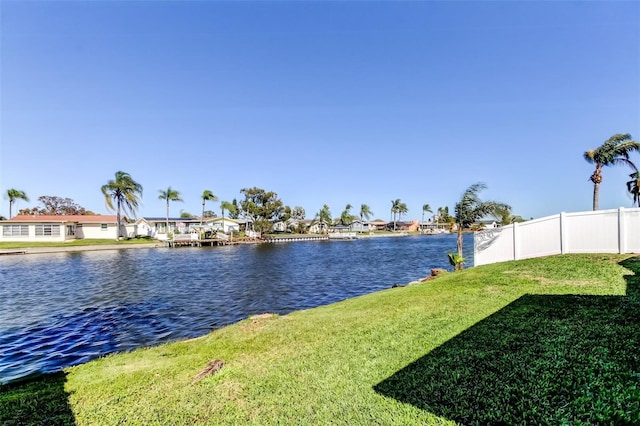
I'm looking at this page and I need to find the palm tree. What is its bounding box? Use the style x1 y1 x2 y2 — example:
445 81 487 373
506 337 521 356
201 190 218 225
314 204 332 233
494 205 525 225
340 204 353 226
390 199 401 231
220 200 236 230
101 171 143 240
397 202 408 222
454 183 510 269
359 204 373 222
421 204 432 234
627 171 640 207
5 189 29 219
584 133 640 210
158 187 183 235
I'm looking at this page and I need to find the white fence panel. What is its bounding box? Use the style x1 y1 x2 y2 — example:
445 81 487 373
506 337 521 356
516 215 562 259
474 226 515 266
624 208 640 252
564 209 619 253
474 207 640 266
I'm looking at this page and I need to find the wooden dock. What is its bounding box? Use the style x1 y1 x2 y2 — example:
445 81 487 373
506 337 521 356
166 237 260 248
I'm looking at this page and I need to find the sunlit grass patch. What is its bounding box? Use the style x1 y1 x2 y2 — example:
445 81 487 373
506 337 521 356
2 253 638 425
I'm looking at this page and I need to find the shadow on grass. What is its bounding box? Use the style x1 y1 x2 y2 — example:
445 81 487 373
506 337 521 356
0 372 75 425
375 257 640 425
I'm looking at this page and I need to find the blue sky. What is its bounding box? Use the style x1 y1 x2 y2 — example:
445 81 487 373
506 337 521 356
1 0 639 222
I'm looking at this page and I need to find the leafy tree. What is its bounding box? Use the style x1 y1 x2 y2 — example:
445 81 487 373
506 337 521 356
421 204 432 233
437 206 451 224
101 171 143 240
180 210 194 218
291 206 306 220
494 205 526 225
158 187 183 234
584 133 640 210
34 196 87 215
453 183 510 269
359 204 373 222
627 171 640 207
229 199 240 219
5 189 29 218
238 187 284 236
201 190 218 225
340 204 354 226
203 210 217 218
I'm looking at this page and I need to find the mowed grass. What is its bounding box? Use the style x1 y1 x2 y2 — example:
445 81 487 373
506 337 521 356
2 254 639 425
0 237 158 249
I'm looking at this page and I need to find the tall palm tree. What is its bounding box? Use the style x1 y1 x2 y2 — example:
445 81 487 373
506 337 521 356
158 187 183 234
5 189 29 219
421 203 432 234
101 171 143 240
359 204 373 222
584 133 640 210
390 199 401 231
201 190 218 225
627 171 640 207
454 183 510 269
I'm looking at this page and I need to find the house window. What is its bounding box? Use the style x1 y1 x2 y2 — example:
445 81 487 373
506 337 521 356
3 225 28 237
66 225 75 236
35 224 61 237
101 224 108 230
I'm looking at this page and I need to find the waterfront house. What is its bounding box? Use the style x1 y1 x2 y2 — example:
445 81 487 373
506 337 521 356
369 220 390 231
305 219 328 234
394 220 420 232
1 215 121 242
138 217 203 239
203 217 240 234
348 219 371 232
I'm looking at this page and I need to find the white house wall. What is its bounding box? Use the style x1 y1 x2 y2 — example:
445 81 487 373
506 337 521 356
1 223 68 242
76 223 119 239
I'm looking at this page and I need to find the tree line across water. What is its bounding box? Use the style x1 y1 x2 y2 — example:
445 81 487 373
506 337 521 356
3 133 638 269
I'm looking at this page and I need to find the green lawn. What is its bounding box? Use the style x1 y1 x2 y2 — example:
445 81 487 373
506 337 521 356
0 237 158 249
2 254 639 425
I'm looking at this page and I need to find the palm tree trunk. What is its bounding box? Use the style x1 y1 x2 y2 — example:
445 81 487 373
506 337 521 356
116 199 122 241
457 226 463 261
166 201 170 236
201 201 205 226
592 164 602 211
8 201 12 219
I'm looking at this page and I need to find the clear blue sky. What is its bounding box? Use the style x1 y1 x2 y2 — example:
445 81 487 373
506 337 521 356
1 0 639 221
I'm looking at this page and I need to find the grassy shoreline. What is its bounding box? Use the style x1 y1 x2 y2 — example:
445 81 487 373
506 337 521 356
2 254 640 424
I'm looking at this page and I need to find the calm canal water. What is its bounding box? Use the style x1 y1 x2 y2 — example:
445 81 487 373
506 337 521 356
0 233 472 384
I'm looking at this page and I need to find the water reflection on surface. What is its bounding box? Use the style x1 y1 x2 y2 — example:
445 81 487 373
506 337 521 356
0 234 472 383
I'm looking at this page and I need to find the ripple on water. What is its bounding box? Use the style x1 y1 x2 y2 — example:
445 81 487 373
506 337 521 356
0 234 472 383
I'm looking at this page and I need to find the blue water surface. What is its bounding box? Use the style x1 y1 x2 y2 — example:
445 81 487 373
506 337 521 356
0 233 472 383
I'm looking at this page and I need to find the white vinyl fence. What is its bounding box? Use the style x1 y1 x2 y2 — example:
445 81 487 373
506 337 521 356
474 207 640 266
